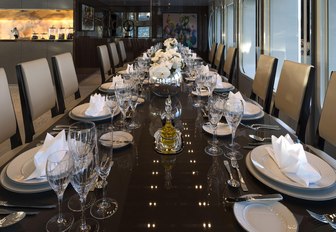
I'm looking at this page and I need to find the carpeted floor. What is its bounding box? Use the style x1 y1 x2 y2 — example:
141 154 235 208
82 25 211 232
0 69 102 155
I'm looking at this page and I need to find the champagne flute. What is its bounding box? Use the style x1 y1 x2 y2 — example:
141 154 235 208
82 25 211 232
46 150 74 232
223 98 244 160
115 82 131 131
90 124 118 219
68 121 99 232
204 96 224 156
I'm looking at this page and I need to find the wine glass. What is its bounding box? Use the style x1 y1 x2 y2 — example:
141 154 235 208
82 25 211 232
90 124 118 219
223 98 244 160
204 73 217 97
46 150 74 232
193 73 206 108
68 121 99 232
128 82 141 129
204 96 224 156
115 82 131 130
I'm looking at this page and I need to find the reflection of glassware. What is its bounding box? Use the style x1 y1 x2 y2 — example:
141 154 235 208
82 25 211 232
205 96 224 156
68 121 99 232
161 155 176 189
207 157 226 206
223 98 244 160
90 124 118 219
46 150 74 232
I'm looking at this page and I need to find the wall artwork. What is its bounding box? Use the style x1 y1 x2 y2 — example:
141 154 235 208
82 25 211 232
163 13 197 48
81 4 94 31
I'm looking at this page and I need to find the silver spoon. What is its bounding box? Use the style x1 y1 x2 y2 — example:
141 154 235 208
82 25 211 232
249 134 272 142
223 160 240 188
0 211 26 228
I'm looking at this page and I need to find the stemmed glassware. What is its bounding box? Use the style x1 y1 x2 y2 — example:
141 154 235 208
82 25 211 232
223 98 244 160
204 96 224 156
46 150 74 232
204 73 217 97
128 81 141 129
193 73 206 107
115 82 131 130
68 121 99 232
90 124 118 219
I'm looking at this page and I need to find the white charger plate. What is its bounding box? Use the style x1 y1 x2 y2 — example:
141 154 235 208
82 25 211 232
214 82 235 92
191 90 210 97
250 145 336 190
202 122 231 136
1 164 51 194
6 146 47 186
70 103 120 121
244 102 262 117
99 82 115 93
100 131 133 149
246 153 336 201
233 194 297 232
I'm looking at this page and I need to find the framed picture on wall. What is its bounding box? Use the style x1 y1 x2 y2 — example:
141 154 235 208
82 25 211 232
81 4 95 31
162 13 197 48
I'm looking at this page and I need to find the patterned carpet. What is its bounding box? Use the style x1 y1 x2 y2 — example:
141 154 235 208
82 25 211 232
0 70 101 156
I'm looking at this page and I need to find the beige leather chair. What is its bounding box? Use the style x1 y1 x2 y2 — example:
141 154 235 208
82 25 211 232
212 43 225 74
0 68 22 149
51 52 81 114
223 47 237 84
16 58 58 143
97 45 113 83
108 42 125 74
317 71 336 149
250 55 278 114
208 43 217 67
272 60 314 142
117 40 128 65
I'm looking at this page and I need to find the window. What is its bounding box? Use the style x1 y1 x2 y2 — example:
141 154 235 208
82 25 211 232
138 27 150 38
239 0 256 78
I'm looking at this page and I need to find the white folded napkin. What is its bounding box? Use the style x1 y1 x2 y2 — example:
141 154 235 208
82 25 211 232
126 64 134 74
109 75 123 89
26 130 68 180
85 93 109 116
215 75 223 88
228 91 246 112
265 134 321 187
142 53 148 59
199 64 209 76
192 53 197 59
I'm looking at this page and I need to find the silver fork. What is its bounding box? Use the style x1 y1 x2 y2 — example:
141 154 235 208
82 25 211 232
306 209 328 223
306 209 336 228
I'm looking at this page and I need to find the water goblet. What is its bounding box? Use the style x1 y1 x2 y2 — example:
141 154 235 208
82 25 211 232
68 121 99 232
46 150 74 232
204 73 217 97
193 74 206 108
204 97 224 156
223 98 244 160
128 82 141 129
90 124 118 219
115 82 131 130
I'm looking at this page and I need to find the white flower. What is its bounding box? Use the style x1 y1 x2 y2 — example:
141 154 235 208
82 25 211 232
149 64 171 79
164 38 178 48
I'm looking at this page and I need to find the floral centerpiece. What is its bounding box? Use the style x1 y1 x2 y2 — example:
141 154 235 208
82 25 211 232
149 38 185 96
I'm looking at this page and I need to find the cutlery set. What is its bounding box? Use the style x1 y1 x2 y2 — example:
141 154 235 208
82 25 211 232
240 122 280 131
307 209 336 229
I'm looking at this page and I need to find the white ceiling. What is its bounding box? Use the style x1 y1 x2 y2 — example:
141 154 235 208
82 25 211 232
98 0 211 7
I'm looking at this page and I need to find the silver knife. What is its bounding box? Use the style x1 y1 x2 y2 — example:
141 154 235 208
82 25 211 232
0 201 56 209
0 209 39 215
225 194 283 203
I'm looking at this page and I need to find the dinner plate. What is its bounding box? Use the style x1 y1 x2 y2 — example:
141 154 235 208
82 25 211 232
6 146 47 186
242 110 265 121
98 82 115 93
214 82 235 92
202 122 231 136
246 153 336 201
100 131 133 149
1 164 51 194
117 70 128 75
191 90 210 97
233 194 297 232
250 145 336 190
69 103 120 121
244 102 262 117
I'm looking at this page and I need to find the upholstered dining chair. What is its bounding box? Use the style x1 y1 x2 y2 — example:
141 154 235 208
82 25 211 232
16 58 59 143
97 45 113 83
117 40 128 65
250 55 278 114
107 42 125 74
0 68 22 149
51 52 81 114
272 60 314 143
212 43 225 74
223 47 237 84
208 43 217 67
316 71 336 149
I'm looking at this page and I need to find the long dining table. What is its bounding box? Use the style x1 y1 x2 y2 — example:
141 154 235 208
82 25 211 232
0 77 335 232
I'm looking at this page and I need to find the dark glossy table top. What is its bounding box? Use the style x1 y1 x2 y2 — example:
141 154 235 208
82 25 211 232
1 84 335 232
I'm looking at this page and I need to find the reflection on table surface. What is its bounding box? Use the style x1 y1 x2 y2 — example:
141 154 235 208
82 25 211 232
0 83 335 232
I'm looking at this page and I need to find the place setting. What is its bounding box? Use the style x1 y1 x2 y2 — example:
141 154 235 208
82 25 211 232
98 74 123 93
69 93 120 121
245 134 336 201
